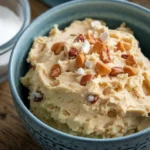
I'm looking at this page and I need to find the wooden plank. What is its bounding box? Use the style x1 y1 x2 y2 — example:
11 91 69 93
130 0 150 8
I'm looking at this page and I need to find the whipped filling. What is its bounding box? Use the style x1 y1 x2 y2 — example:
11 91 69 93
21 18 150 138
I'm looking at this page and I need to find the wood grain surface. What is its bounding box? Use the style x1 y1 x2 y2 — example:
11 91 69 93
130 0 150 8
0 0 149 150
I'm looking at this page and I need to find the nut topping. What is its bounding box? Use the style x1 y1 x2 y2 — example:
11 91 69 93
121 54 129 59
100 31 109 43
75 34 85 42
117 41 125 52
69 48 78 59
85 60 93 69
95 62 111 76
85 32 96 44
50 64 61 79
81 40 91 54
75 52 86 68
77 68 85 75
51 42 65 55
80 74 92 86
91 41 107 54
31 91 43 102
117 41 131 52
100 50 111 63
87 94 99 104
110 67 124 76
123 66 137 77
126 55 138 67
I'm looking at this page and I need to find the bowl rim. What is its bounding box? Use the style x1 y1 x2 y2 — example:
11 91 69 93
0 0 30 55
9 0 150 142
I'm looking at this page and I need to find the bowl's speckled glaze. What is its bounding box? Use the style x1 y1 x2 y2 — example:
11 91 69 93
9 0 150 150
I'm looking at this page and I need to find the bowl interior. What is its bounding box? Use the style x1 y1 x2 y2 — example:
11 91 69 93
10 0 150 131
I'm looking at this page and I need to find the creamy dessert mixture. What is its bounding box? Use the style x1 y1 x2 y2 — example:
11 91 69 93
21 18 150 138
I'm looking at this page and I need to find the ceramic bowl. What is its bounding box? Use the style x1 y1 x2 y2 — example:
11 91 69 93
41 0 128 6
41 0 70 6
9 0 150 150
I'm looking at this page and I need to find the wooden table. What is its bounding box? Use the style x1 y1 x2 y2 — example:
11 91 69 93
0 0 149 150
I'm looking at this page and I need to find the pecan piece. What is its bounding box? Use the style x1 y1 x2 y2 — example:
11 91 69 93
91 41 107 54
121 54 129 59
100 50 111 63
110 67 124 76
51 42 65 55
126 55 138 67
85 32 96 44
123 66 137 77
80 74 92 86
31 91 43 102
95 62 111 76
69 48 78 59
75 34 85 42
87 94 99 104
75 52 86 68
50 64 61 79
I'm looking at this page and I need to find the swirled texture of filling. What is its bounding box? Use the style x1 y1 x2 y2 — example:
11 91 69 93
21 18 150 138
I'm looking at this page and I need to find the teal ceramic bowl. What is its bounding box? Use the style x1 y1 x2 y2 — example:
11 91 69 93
41 0 128 6
41 0 70 6
9 0 150 150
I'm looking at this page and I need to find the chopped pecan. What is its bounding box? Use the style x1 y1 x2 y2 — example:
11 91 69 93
126 55 138 67
87 94 99 104
123 66 137 77
91 41 107 54
74 34 85 42
100 50 111 63
117 41 131 52
51 42 65 55
50 64 61 79
121 54 129 59
95 62 111 76
110 67 124 76
80 74 92 86
69 48 78 59
75 52 86 68
85 32 96 44
31 91 43 102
